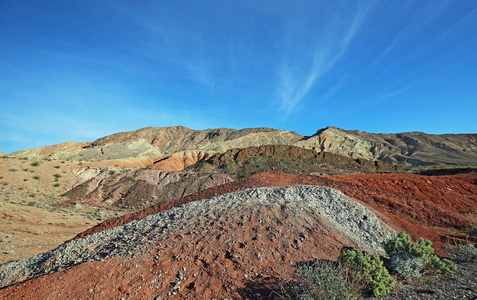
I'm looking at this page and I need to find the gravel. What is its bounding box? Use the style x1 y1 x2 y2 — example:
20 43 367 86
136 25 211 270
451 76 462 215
0 185 395 289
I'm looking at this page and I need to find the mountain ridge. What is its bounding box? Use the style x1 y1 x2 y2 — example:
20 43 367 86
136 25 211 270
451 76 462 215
7 125 477 166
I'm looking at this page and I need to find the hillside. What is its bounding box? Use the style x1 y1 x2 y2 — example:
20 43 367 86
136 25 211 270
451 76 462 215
187 144 398 178
0 185 395 297
7 126 477 167
1 172 476 299
298 126 477 166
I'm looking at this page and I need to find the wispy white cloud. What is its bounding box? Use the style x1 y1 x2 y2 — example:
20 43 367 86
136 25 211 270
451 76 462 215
363 84 413 106
114 5 218 90
278 3 371 115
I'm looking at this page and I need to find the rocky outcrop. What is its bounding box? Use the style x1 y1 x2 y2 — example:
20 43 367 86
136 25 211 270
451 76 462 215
90 126 302 154
296 126 477 166
152 150 215 171
65 167 234 209
202 144 396 173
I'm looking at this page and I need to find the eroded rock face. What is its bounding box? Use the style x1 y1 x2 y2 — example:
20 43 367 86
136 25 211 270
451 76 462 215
152 150 215 171
8 125 477 167
296 126 477 166
66 167 234 209
200 144 396 173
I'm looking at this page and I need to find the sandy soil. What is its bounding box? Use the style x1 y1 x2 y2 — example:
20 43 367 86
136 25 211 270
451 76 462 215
0 157 102 264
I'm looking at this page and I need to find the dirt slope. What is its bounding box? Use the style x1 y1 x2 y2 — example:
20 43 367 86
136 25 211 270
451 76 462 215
65 167 234 209
74 172 477 254
0 185 394 299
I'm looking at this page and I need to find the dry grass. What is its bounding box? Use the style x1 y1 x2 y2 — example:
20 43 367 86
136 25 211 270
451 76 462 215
275 260 364 300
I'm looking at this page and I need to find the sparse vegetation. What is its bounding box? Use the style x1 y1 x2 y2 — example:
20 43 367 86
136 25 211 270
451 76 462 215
53 183 60 187
30 162 40 167
54 165 61 169
338 248 393 296
8 168 18 172
32 176 40 180
281 260 361 300
384 232 457 277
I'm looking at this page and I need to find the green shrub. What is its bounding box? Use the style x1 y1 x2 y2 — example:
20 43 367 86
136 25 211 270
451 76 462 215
339 248 393 296
390 251 424 278
384 232 456 276
30 162 40 167
109 170 116 175
429 255 457 274
384 232 433 260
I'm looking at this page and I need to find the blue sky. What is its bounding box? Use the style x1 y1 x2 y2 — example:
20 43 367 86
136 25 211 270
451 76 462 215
1 1 477 153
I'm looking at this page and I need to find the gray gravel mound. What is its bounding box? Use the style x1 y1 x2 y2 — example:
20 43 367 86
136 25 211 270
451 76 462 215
0 185 394 288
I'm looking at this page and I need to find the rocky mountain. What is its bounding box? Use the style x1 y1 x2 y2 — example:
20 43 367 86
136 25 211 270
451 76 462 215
7 125 477 167
298 126 477 166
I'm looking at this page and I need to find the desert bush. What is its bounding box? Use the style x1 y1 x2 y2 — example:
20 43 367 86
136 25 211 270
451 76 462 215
8 168 17 172
282 260 361 300
390 251 424 278
384 232 456 276
30 162 39 166
33 176 40 180
384 232 433 260
428 254 457 273
338 248 393 296
109 170 116 175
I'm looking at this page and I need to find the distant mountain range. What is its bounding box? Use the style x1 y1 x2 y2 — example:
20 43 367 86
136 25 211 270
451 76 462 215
8 126 477 167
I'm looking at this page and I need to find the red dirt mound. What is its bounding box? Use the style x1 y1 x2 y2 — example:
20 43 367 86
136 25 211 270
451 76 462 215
0 186 363 299
72 172 477 255
326 173 477 213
